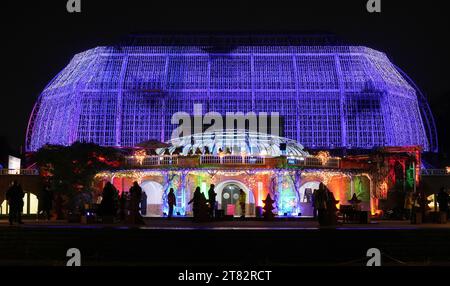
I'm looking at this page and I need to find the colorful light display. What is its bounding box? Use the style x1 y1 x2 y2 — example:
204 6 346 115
94 167 373 217
26 37 437 152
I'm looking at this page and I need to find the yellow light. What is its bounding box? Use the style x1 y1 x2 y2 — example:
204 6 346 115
316 151 331 165
201 182 207 194
257 181 263 206
427 194 436 211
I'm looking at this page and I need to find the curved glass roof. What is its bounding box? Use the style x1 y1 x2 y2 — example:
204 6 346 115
159 130 309 157
26 42 437 152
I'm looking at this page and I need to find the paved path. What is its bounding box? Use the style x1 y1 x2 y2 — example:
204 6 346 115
1 218 450 266
1 218 449 230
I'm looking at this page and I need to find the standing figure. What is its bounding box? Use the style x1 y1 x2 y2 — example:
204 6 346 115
207 184 217 218
54 193 64 220
129 181 145 224
437 187 449 215
404 192 414 220
37 185 53 221
140 191 148 216
326 188 339 225
238 189 246 218
188 187 202 220
312 188 318 218
6 180 24 225
119 191 128 221
100 182 117 217
314 183 328 226
167 188 176 219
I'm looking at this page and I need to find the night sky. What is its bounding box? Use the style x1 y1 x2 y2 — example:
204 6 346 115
2 0 449 160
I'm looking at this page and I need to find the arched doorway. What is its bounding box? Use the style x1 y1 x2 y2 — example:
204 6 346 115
215 180 255 216
298 181 321 217
141 181 164 217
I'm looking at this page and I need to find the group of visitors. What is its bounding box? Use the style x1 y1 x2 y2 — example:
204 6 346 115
312 182 339 226
186 184 218 221
6 175 447 226
402 187 449 220
168 184 247 221
5 180 53 225
5 180 24 225
99 181 145 224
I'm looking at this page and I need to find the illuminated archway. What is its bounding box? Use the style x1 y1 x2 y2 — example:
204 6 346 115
140 180 164 217
299 181 321 203
215 180 255 216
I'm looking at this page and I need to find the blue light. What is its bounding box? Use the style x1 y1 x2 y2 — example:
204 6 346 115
26 39 437 152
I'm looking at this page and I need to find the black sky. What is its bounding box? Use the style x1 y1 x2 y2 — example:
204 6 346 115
1 0 449 157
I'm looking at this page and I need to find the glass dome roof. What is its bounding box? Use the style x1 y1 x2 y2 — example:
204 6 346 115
158 130 309 157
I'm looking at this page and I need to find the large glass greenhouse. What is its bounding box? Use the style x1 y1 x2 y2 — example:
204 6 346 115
26 35 437 152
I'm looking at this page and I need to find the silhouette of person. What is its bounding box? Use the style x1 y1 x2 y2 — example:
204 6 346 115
404 191 414 220
437 187 449 213
188 186 202 220
119 191 128 221
314 183 328 225
304 188 313 203
167 188 176 219
348 193 362 211
208 184 217 218
199 192 208 220
312 188 318 218
238 189 246 218
54 192 64 220
37 185 53 221
129 181 144 224
326 188 339 225
100 182 117 217
6 180 24 225
140 191 147 216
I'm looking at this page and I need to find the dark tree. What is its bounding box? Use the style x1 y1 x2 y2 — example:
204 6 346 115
33 142 124 215
262 194 275 220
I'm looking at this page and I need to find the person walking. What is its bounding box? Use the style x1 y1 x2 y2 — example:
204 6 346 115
167 188 176 219
188 186 203 220
6 180 25 225
238 189 246 219
207 184 217 219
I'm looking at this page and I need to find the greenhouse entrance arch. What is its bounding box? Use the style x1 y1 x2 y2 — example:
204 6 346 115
298 181 322 217
215 180 255 216
141 181 164 217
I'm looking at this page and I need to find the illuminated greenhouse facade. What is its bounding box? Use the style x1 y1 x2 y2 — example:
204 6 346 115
26 38 437 153
25 36 434 217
